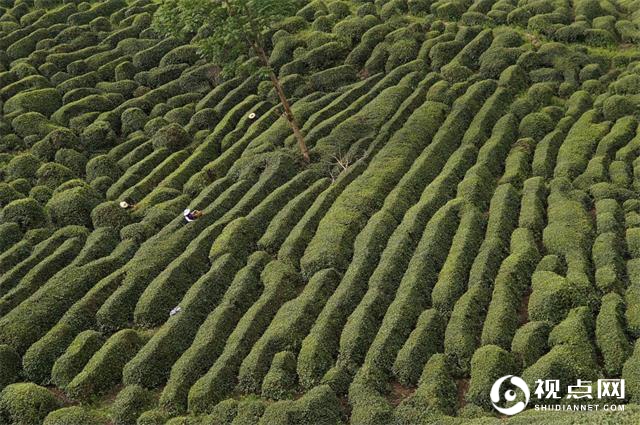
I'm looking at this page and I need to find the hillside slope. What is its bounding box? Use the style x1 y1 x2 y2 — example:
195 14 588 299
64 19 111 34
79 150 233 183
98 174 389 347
2 0 640 423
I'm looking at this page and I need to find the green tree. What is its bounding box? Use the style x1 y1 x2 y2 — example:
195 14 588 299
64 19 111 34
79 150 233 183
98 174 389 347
154 0 311 162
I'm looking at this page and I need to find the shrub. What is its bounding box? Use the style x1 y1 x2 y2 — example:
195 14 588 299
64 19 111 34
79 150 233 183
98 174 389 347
46 186 101 228
395 354 457 418
159 252 270 413
466 345 519 409
0 197 47 231
42 406 110 425
0 223 22 253
150 123 191 151
261 351 297 400
259 385 340 425
623 339 640 402
86 154 121 182
394 308 445 386
596 293 632 376
51 330 105 388
3 88 62 117
300 100 449 277
602 94 635 121
52 94 120 126
519 112 554 141
237 266 331 394
36 162 75 189
91 201 133 230
54 149 86 176
0 345 20 390
0 183 22 206
66 329 145 401
310 65 358 91
132 37 182 70
5 153 41 181
81 120 116 152
0 383 61 425
111 385 154 425
511 321 551 368
124 255 243 389
115 61 136 81
121 107 147 135
136 409 169 425
10 179 31 196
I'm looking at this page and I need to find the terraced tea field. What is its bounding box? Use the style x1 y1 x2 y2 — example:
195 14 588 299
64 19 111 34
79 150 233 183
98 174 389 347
2 0 640 423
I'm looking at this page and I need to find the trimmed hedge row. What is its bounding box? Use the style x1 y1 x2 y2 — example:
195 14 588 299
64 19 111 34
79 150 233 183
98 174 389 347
159 252 271 413
554 110 611 180
444 184 521 374
279 70 432 271
523 307 600 395
297 144 472 389
133 155 297 328
0 236 84 317
0 226 85 297
300 99 448 276
237 268 337 393
122 254 241 389
0 383 61 425
431 205 485 314
481 227 541 349
188 260 301 413
596 292 632 377
0 240 135 362
395 354 457 420
95 180 250 332
50 330 105 389
21 269 126 386
66 329 145 401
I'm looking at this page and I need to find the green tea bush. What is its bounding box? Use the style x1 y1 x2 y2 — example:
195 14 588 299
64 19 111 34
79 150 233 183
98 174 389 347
54 149 86 176
123 254 242 388
395 354 457 419
81 120 116 152
46 186 100 228
519 111 555 141
0 383 61 425
42 406 110 425
261 351 297 400
0 223 22 253
466 345 519 409
51 330 104 388
111 385 154 425
393 308 445 386
0 197 47 230
511 321 551 368
0 183 23 206
0 345 20 391
3 87 62 116
596 292 632 376
150 123 191 151
159 252 270 412
623 339 640 402
36 162 75 189
9 179 31 196
66 329 145 401
90 201 133 230
5 153 41 181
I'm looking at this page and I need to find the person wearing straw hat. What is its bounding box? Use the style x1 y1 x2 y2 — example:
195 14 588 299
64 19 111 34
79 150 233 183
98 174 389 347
183 208 203 222
119 199 136 210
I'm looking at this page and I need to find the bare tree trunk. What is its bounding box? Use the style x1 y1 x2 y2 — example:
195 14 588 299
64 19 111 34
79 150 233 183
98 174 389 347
255 46 310 163
230 1 310 162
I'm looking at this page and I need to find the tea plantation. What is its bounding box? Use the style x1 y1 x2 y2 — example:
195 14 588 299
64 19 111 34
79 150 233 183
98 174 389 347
2 0 640 423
